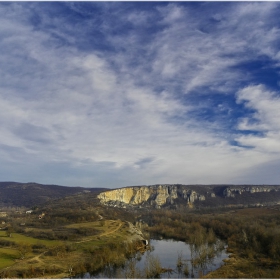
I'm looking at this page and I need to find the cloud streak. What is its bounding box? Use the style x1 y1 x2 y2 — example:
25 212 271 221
1 2 280 187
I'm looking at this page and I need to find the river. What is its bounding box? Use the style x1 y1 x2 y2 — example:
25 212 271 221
73 238 228 278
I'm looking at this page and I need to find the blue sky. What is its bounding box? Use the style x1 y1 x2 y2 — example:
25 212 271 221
1 2 280 188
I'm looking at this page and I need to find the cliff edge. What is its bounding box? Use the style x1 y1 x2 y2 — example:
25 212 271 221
97 184 280 209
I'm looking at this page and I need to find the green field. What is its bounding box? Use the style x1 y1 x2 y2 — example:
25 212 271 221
65 221 101 228
0 232 63 272
0 218 141 278
0 248 18 269
0 233 62 247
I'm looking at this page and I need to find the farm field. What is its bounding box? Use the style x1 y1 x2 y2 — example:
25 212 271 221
0 218 144 278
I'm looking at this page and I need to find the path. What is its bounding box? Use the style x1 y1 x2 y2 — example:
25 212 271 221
74 220 124 244
0 220 126 277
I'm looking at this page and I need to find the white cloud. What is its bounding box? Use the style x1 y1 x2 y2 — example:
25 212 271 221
1 3 280 187
237 85 280 131
236 85 280 154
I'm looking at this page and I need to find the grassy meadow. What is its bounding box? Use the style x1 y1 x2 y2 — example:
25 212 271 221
0 217 144 278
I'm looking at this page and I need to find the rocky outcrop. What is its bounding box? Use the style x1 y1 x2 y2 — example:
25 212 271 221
97 184 280 209
97 188 134 204
98 185 181 208
98 184 213 208
223 186 280 198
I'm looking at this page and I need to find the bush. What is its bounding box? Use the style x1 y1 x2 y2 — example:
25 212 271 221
0 239 16 247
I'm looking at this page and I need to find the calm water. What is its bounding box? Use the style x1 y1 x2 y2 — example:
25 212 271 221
76 238 228 279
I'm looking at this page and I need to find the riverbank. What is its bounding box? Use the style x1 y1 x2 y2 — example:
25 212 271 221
79 238 228 279
143 207 280 279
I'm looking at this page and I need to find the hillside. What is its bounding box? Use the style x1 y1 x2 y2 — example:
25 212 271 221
2 181 280 210
0 182 107 208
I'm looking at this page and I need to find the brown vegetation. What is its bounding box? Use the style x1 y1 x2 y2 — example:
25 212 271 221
2 184 280 279
143 207 280 278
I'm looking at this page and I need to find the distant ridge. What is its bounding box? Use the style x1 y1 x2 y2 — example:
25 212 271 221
0 182 108 207
2 182 280 209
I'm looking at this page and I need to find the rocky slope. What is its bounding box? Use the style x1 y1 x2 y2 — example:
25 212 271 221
97 184 280 209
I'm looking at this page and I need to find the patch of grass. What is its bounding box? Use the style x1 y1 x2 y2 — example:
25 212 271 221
65 221 100 229
1 233 62 247
66 220 117 237
0 248 18 269
0 218 143 278
25 227 53 233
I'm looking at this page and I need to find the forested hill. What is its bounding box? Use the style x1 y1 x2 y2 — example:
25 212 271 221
0 182 107 208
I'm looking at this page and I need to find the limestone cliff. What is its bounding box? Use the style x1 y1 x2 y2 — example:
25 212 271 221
97 184 280 209
222 185 280 198
98 184 210 208
98 185 172 207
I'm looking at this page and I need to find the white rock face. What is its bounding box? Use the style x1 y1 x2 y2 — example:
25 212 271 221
97 185 280 208
155 185 169 206
131 186 151 204
98 188 134 204
98 184 203 207
223 186 278 198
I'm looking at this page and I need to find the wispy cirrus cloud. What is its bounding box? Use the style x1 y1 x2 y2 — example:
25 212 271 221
1 2 280 187
236 85 280 154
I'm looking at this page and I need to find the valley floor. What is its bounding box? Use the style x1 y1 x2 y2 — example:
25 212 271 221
0 219 146 278
2 200 280 278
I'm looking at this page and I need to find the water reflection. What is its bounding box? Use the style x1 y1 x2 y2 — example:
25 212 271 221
75 238 228 279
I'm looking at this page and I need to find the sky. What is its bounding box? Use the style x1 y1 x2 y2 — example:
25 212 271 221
1 2 280 188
